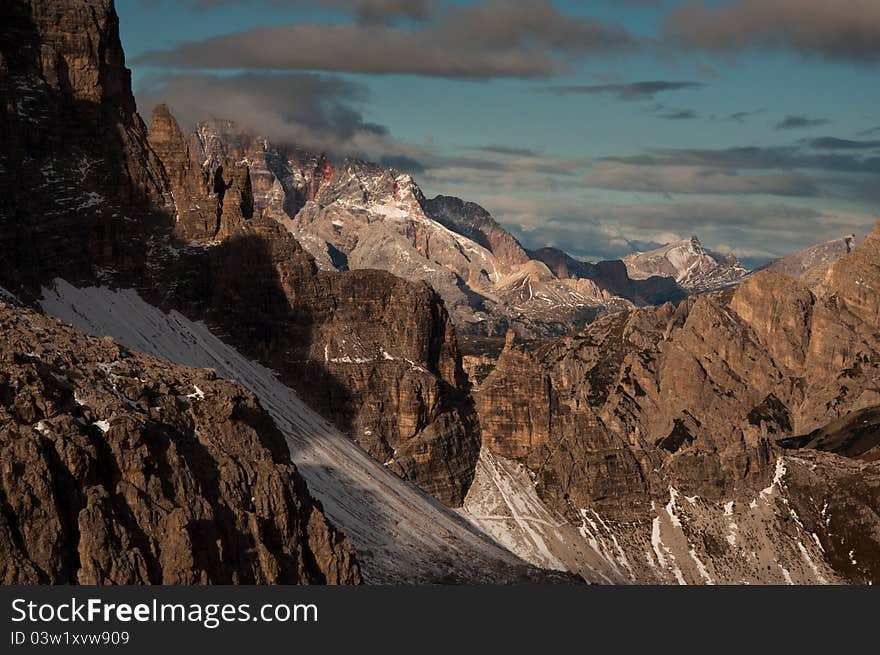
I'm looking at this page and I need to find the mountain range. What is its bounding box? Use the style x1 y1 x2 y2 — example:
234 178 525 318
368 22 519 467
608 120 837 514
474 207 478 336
1 0 879 585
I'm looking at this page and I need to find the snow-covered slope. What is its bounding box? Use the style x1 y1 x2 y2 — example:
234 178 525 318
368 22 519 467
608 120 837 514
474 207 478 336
39 280 558 584
462 451 846 584
623 237 749 293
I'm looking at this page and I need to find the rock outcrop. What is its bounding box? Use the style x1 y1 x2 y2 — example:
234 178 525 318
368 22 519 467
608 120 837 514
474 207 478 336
149 104 254 241
0 299 361 584
761 234 856 286
821 221 880 326
0 0 173 294
422 195 532 268
479 227 880 524
470 228 880 582
150 112 481 507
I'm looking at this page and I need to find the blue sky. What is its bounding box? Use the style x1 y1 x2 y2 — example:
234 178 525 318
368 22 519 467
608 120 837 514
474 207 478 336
118 0 880 264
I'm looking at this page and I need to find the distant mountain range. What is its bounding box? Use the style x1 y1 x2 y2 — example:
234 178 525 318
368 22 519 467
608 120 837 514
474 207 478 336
622 236 750 293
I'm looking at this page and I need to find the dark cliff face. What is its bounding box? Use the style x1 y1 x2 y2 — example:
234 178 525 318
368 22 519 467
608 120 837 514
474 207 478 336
0 0 364 585
149 109 481 507
0 299 361 584
149 104 256 242
0 0 173 294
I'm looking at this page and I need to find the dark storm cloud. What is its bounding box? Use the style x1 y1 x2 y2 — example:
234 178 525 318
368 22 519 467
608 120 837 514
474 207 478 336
666 0 880 63
540 80 703 100
775 115 830 130
805 137 880 150
379 154 426 174
136 1 635 78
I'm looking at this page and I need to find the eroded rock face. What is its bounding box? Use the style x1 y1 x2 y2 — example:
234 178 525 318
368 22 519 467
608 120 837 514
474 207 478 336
150 112 481 507
149 105 253 241
422 195 532 268
462 449 880 584
0 300 361 585
0 0 173 293
762 234 856 286
822 221 880 326
478 230 880 524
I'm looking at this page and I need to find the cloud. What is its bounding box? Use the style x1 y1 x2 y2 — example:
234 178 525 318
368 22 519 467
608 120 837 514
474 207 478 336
588 162 818 197
775 115 830 130
728 110 763 123
157 0 431 23
602 146 880 175
805 137 880 150
137 72 401 157
471 194 873 263
472 145 542 158
666 0 880 63
136 70 591 191
135 1 634 78
658 109 699 120
539 80 703 99
379 154 426 174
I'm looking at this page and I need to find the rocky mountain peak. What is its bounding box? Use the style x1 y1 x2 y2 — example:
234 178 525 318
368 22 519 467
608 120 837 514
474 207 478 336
623 236 749 293
422 195 532 268
149 108 253 241
0 0 172 294
761 233 861 285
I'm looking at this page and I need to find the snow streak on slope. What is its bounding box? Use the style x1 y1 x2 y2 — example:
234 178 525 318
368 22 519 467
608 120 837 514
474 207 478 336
461 451 631 584
40 280 543 584
462 451 842 585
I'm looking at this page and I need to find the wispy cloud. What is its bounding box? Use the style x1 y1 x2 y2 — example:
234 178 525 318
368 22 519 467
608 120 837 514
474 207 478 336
775 115 830 130
539 80 703 100
588 162 818 197
804 137 880 150
163 0 433 23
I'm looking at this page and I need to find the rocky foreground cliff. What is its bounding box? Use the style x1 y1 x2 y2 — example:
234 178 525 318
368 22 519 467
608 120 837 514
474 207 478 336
0 0 173 293
0 296 360 584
